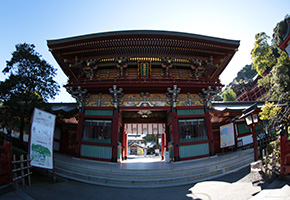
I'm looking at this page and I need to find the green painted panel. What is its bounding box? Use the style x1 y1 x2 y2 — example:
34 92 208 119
177 109 204 116
81 144 112 159
179 143 209 158
82 138 111 144
167 114 172 122
255 122 263 130
237 123 250 135
118 147 122 160
85 109 113 116
180 136 208 143
169 147 174 159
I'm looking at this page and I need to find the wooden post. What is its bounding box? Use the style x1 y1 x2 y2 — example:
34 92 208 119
205 110 214 155
252 126 259 161
265 150 269 174
272 151 276 175
111 112 119 162
27 154 31 186
171 112 180 161
280 134 286 174
122 129 127 160
12 155 19 187
161 134 165 160
5 142 13 184
75 111 84 157
125 133 128 160
20 155 25 186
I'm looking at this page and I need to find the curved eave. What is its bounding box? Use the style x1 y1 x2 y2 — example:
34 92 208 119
47 30 239 80
47 30 240 47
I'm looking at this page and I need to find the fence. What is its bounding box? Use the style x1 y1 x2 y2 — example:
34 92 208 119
258 132 277 157
262 149 280 177
12 154 32 187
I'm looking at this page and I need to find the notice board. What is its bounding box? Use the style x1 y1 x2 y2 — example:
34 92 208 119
220 123 235 148
30 108 56 169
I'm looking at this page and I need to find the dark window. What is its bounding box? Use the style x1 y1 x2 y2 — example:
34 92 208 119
83 119 112 143
178 119 208 142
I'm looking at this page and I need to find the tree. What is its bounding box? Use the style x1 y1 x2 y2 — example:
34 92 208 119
260 101 282 121
251 31 290 101
252 15 290 129
272 14 290 48
223 88 236 101
234 64 257 83
0 43 60 142
251 32 277 76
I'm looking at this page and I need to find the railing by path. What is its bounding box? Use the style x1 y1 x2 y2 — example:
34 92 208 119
262 149 280 176
280 135 290 175
258 132 277 158
12 154 32 187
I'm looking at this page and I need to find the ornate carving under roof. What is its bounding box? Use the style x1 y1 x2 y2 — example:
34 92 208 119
47 30 239 95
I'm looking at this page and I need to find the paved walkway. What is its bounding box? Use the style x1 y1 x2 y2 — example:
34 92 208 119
1 156 289 200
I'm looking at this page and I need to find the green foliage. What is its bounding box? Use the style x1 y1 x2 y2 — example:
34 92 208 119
251 32 277 76
0 131 28 155
1 43 59 102
251 15 290 101
259 102 282 121
235 64 257 83
143 134 155 142
266 139 280 155
0 43 60 141
272 14 290 48
256 50 290 101
223 88 236 101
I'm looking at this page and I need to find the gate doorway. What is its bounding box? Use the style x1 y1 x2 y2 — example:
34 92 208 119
120 109 169 163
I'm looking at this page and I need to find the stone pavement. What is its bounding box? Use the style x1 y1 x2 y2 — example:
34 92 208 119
1 158 289 200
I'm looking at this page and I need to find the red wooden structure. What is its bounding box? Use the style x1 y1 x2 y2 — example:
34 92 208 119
0 141 12 185
48 30 239 162
231 75 268 102
280 134 290 175
280 17 290 56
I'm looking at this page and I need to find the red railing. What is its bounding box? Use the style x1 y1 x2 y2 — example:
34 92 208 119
280 135 290 175
0 142 12 185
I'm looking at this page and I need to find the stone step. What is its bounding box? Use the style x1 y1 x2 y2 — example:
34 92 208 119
55 148 253 173
54 149 254 188
55 152 253 180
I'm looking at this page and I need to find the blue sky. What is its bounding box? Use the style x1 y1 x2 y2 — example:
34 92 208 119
0 0 289 102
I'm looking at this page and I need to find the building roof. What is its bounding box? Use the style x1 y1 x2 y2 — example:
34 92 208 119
211 101 268 113
280 18 290 56
47 30 239 83
48 30 240 46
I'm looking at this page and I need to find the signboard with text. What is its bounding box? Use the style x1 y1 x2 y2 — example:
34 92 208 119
30 108 55 169
220 123 235 148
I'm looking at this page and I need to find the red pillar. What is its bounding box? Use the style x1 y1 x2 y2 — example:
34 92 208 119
0 142 12 184
205 110 215 155
122 131 128 160
6 142 12 183
75 111 84 157
125 133 128 159
252 126 258 161
111 112 119 162
171 112 180 161
161 134 165 160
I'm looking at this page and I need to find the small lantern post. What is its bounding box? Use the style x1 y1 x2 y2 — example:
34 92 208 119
240 103 260 161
